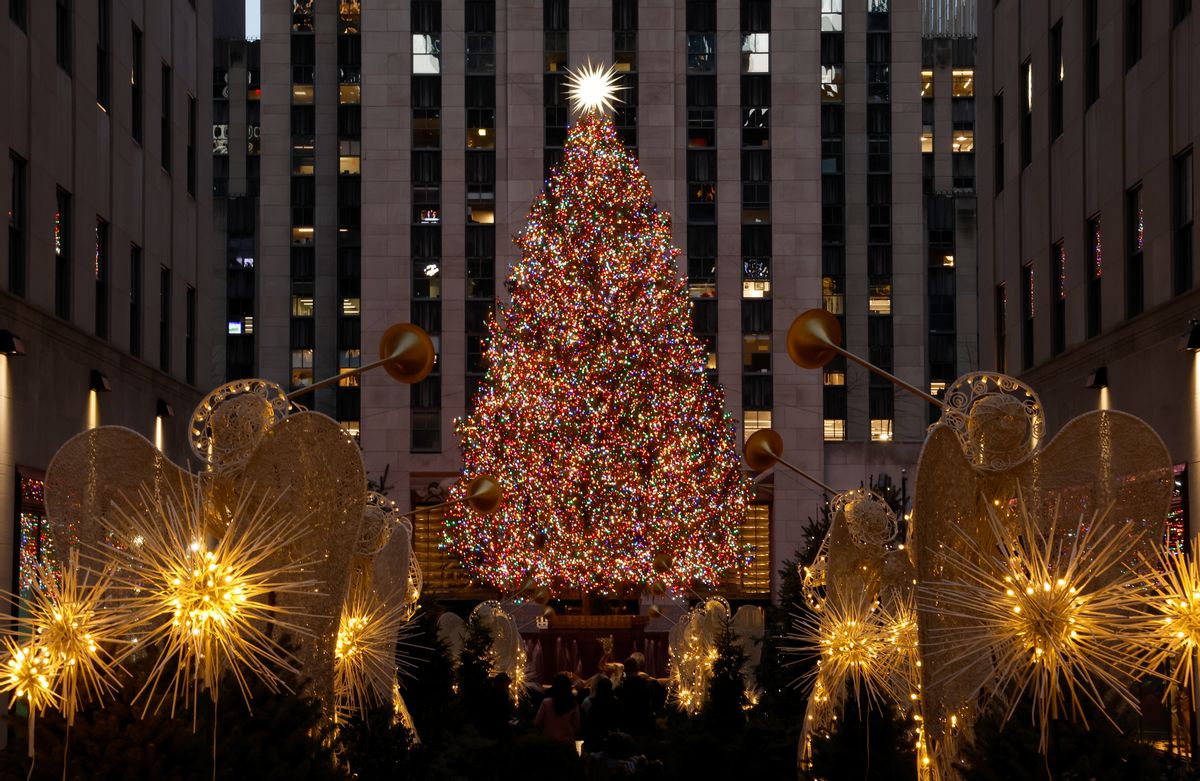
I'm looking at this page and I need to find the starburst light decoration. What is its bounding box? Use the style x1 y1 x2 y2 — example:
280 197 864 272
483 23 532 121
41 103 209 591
793 592 899 711
105 481 318 717
1 639 58 715
333 586 413 720
565 60 623 115
921 493 1153 752
0 638 58 756
2 549 131 725
1138 534 1200 693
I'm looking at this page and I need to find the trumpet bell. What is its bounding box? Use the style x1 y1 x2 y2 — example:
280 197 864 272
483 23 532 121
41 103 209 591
787 309 843 369
743 428 784 472
380 323 436 384
465 474 503 515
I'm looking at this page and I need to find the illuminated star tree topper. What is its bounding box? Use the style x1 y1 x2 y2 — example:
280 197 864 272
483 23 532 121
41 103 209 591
444 93 752 596
565 60 624 115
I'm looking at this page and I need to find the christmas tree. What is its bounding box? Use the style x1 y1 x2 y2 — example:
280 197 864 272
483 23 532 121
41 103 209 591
444 64 752 596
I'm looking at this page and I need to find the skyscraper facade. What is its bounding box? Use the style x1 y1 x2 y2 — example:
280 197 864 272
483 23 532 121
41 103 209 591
0 0 214 610
979 0 1200 545
253 0 978 599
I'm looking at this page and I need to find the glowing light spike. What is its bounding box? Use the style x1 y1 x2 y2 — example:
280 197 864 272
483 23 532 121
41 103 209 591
1138 534 1200 693
1 548 133 725
333 586 415 721
565 60 624 115
103 481 319 718
0 639 58 716
919 492 1154 753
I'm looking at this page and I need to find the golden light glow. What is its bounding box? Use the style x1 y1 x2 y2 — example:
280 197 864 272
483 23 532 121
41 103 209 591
791 592 900 710
0 640 58 716
1138 534 1200 692
334 587 412 720
880 591 921 700
8 549 131 725
565 60 623 115
86 390 100 430
921 493 1151 751
392 680 420 742
155 415 165 451
105 482 317 716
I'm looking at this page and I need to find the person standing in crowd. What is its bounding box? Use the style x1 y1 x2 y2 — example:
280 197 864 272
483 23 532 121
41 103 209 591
615 655 655 735
535 673 582 744
581 675 619 750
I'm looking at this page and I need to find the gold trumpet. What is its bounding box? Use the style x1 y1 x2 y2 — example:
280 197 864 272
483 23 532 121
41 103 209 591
400 474 504 519
287 322 436 401
787 308 945 410
743 428 836 494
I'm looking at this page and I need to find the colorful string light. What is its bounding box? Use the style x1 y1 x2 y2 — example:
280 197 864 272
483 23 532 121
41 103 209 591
444 112 751 595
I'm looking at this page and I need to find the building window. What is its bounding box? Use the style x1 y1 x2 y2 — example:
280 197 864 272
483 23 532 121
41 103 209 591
97 0 110 109
545 0 568 72
1087 216 1102 337
1052 241 1066 355
1175 0 1193 26
742 33 769 74
993 92 1004 194
290 348 313 388
338 348 362 386
413 33 441 74
95 218 108 339
952 69 974 97
130 244 142 357
995 283 1006 371
688 151 717 224
1126 185 1144 317
1020 59 1032 169
823 418 846 441
821 65 843 102
725 504 770 596
743 410 771 442
1126 0 1142 71
159 266 171 372
411 402 441 452
17 471 54 603
466 0 496 73
1050 21 1063 140
1086 0 1100 107
185 285 196 384
1021 262 1034 369
869 281 892 315
870 418 893 443
10 0 26 30
687 36 716 74
868 387 894 444
1174 150 1195 294
186 95 197 196
161 64 172 173
55 188 71 319
8 151 26 296
131 25 143 144
55 0 71 73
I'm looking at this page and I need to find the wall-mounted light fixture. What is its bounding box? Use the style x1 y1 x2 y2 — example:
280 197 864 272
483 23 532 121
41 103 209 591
1085 366 1108 389
0 330 25 356
156 399 174 418
1180 319 1200 351
89 369 111 393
